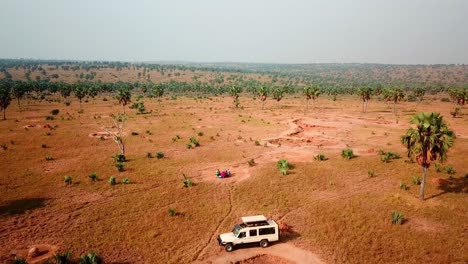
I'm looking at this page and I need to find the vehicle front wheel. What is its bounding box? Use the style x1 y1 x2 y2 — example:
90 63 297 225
260 239 269 248
225 243 234 252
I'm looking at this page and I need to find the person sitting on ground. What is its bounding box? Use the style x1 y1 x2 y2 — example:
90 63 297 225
226 169 231 177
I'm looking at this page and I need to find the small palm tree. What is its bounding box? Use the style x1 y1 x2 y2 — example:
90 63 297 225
229 85 242 108
257 85 269 110
303 85 320 111
357 86 372 113
401 112 455 200
115 85 132 113
79 252 103 264
277 159 290 175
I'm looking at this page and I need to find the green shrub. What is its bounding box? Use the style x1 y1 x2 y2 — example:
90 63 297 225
156 152 165 159
53 251 71 264
45 115 55 120
277 159 290 175
88 172 98 181
113 154 126 162
444 165 456 175
314 153 327 161
64 176 72 185
378 149 400 163
435 163 443 172
115 162 125 172
391 212 405 225
186 143 193 149
168 208 176 216
341 148 354 160
122 178 130 184
190 137 200 147
368 169 375 177
79 252 102 264
254 140 261 146
411 176 421 185
450 106 462 118
108 176 116 185
45 155 54 161
10 256 27 264
51 109 60 115
146 152 153 158
182 174 192 187
197 131 204 136
399 182 409 190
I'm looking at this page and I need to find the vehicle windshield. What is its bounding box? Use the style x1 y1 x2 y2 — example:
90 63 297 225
232 224 241 237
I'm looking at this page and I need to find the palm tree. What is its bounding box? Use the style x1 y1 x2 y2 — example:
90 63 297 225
401 112 455 200
357 86 372 113
257 85 269 110
271 86 285 106
383 88 405 114
229 85 242 108
303 85 320 111
116 85 132 113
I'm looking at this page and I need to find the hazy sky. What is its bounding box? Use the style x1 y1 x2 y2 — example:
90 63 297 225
1 0 467 64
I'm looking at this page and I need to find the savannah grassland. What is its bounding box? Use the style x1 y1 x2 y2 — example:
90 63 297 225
0 85 467 263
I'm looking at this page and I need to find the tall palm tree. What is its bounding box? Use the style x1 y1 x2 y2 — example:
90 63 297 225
401 112 455 200
384 88 405 114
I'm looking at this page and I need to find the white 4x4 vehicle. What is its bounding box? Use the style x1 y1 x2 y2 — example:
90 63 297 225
217 215 279 252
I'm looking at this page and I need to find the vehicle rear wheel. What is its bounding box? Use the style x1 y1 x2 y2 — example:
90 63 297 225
260 239 269 248
225 243 234 252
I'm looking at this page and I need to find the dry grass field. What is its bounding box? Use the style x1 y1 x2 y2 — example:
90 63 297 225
0 93 467 263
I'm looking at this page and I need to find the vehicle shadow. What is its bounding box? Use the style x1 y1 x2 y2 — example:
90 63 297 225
0 198 48 217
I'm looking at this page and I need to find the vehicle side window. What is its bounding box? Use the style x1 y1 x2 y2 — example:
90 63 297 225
259 227 275 235
238 232 246 238
249 229 257 236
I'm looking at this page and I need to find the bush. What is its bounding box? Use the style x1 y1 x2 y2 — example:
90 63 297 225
113 154 126 162
146 152 153 158
341 148 354 160
115 162 125 172
186 143 193 149
53 251 71 264
254 140 261 146
108 176 116 185
277 159 290 175
435 163 443 172
190 137 200 147
368 169 376 177
45 155 54 161
79 252 103 264
168 208 176 216
391 212 405 225
314 153 327 161
156 152 165 159
450 107 462 118
444 165 456 175
378 149 400 163
122 178 130 184
411 176 421 185
10 256 27 264
51 109 60 115
45 115 55 120
88 172 98 181
182 174 192 187
1 144 7 150
197 131 204 136
399 182 409 190
131 131 139 136
64 176 72 185
247 159 255 166
440 97 450 102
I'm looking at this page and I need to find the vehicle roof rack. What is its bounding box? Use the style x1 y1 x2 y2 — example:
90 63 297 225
241 215 269 226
